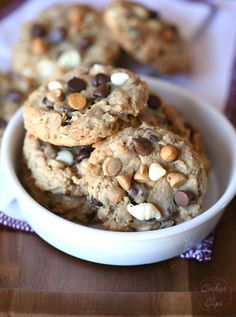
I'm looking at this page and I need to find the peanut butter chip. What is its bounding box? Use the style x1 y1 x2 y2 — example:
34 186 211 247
167 172 187 188
68 93 86 110
116 172 133 191
31 38 48 54
46 89 65 103
103 157 122 176
160 144 178 162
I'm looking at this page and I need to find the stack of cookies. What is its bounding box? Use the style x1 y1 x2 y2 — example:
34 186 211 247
22 64 209 231
1 2 209 231
1 1 190 149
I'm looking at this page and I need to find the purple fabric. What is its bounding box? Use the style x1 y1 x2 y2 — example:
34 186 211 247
0 210 213 262
0 211 33 233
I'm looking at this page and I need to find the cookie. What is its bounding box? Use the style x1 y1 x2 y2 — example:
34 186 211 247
0 71 34 144
138 93 211 172
12 4 121 83
23 64 149 146
23 132 94 196
21 163 96 224
86 124 207 231
103 1 189 74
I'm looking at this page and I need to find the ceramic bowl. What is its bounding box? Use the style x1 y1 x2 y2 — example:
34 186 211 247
1 77 236 265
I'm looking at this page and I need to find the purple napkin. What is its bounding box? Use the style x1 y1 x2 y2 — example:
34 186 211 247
0 211 214 262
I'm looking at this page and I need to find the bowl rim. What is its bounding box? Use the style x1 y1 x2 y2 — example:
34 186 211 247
1 77 236 241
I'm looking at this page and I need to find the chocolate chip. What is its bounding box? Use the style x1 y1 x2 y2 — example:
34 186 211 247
93 83 110 98
90 197 103 207
48 27 66 44
133 137 154 156
31 24 46 38
128 183 147 204
149 134 160 142
5 90 23 103
0 118 7 129
67 77 87 93
149 10 159 19
62 114 73 126
78 36 93 51
76 146 93 162
148 94 161 110
174 191 193 207
42 97 53 109
92 73 110 87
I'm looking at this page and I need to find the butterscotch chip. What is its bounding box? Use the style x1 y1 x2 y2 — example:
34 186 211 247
160 144 178 162
31 38 48 54
68 93 86 110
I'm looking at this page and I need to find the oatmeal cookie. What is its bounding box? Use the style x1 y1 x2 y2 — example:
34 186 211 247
0 71 34 144
13 4 120 83
23 132 93 196
86 124 207 231
23 64 149 146
103 1 189 74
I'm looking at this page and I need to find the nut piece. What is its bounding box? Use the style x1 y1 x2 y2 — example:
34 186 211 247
127 203 161 221
160 144 178 162
149 163 166 181
103 157 122 176
57 49 81 69
111 72 129 86
167 172 187 188
48 80 63 91
47 89 65 103
68 93 86 110
134 164 150 183
115 172 133 191
31 38 48 54
55 150 74 166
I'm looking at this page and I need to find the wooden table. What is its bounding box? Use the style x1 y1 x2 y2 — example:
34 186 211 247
1 1 236 316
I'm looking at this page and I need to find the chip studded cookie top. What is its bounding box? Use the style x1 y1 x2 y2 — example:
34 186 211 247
23 64 149 146
86 124 207 231
103 1 189 74
12 4 121 83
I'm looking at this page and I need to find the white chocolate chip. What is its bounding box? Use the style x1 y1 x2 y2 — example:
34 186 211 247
111 72 129 86
90 63 106 75
57 49 81 69
55 150 74 166
149 163 166 181
37 59 56 79
48 80 63 91
127 203 161 221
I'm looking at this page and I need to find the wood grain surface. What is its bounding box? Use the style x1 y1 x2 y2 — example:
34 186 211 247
0 1 236 316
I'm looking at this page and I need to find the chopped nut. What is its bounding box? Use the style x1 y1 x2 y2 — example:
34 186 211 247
115 172 133 191
166 172 187 187
127 203 161 221
160 144 178 162
46 89 65 103
103 157 122 176
149 162 166 181
68 93 86 110
134 164 150 183
31 38 48 54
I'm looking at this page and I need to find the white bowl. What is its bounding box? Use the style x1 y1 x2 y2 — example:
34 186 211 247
1 77 236 266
